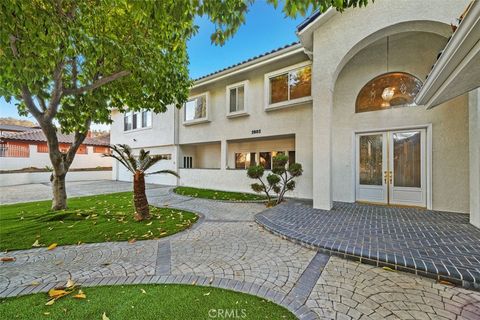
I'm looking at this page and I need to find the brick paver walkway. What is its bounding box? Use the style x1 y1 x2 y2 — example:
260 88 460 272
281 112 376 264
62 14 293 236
1 181 479 319
256 200 480 290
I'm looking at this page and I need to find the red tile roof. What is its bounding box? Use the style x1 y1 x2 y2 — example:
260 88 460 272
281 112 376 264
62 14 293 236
0 129 110 146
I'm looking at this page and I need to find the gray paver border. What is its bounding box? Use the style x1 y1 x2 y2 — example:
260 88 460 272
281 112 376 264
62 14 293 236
255 212 480 292
0 275 319 320
168 187 269 204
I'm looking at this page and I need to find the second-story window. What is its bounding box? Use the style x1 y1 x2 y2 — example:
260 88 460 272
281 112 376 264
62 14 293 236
123 109 152 131
142 110 152 127
229 85 244 112
226 81 249 118
124 113 132 131
185 94 207 122
265 63 312 109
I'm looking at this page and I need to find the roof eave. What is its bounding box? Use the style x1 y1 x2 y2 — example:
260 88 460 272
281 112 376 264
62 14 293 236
192 43 305 88
415 1 480 109
296 8 338 52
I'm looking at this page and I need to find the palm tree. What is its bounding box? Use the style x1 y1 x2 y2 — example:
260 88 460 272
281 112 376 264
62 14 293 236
104 144 178 221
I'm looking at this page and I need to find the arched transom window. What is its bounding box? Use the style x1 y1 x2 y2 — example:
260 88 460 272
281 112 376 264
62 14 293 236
355 72 423 113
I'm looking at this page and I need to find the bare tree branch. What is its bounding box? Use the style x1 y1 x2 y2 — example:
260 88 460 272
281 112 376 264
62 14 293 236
36 96 47 111
9 34 19 58
65 119 91 166
45 61 65 120
63 70 131 95
20 85 43 119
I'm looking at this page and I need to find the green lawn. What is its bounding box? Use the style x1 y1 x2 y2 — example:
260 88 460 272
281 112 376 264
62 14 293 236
0 192 198 251
0 284 295 320
173 186 266 201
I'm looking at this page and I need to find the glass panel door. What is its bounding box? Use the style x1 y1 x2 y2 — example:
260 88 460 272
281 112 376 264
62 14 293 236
392 131 421 188
359 135 383 186
356 129 427 207
388 129 426 207
356 133 388 204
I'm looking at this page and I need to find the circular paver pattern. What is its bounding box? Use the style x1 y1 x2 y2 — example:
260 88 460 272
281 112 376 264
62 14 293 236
307 256 480 320
1 181 480 320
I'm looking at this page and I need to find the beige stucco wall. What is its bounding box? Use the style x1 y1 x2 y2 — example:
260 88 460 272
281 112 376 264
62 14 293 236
469 89 480 226
332 31 470 212
179 53 313 198
309 0 470 210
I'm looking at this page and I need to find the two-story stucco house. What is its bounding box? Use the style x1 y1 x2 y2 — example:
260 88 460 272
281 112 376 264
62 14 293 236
111 0 480 227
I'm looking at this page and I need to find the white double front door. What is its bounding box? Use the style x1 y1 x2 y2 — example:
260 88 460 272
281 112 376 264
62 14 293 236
355 129 426 207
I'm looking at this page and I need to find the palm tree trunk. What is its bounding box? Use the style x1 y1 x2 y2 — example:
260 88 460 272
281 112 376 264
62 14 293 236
133 171 150 221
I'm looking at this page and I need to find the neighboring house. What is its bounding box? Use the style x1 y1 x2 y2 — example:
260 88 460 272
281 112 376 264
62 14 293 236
0 127 111 170
111 0 480 227
0 124 38 137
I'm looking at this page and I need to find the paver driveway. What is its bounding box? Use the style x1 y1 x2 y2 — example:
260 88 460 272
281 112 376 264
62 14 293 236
0 181 479 319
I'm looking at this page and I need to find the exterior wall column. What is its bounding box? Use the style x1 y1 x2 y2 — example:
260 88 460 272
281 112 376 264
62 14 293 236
312 74 334 210
469 89 480 228
220 140 228 170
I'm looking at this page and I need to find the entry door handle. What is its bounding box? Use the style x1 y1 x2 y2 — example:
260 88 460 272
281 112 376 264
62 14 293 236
384 171 388 184
389 171 393 184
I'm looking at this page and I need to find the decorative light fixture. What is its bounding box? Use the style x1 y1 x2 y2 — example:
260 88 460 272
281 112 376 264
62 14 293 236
381 36 395 107
381 87 395 107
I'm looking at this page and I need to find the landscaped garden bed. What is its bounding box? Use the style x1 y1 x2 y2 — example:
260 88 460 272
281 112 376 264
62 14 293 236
0 192 198 251
173 186 267 202
0 284 295 320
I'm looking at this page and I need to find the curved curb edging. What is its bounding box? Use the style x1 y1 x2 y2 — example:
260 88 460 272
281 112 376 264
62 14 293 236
168 188 269 204
255 212 480 292
0 275 319 320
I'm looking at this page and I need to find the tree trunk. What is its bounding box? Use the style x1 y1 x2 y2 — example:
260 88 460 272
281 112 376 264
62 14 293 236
51 173 67 210
133 171 150 221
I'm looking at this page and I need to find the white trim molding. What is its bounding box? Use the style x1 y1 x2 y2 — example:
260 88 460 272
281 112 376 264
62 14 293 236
264 61 313 111
415 0 480 108
226 80 250 118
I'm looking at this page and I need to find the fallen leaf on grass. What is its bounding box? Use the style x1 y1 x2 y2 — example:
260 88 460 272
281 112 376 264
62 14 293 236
45 299 56 306
47 243 57 251
32 240 41 247
438 280 454 286
146 222 153 226
128 239 136 244
192 280 197 285
48 289 69 299
209 278 214 284
0 257 15 262
140 288 146 294
102 312 110 320
203 292 210 296
73 290 86 299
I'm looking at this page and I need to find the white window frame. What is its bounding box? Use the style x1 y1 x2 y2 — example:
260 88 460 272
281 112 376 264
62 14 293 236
183 92 210 126
123 109 152 132
264 61 312 111
226 80 249 118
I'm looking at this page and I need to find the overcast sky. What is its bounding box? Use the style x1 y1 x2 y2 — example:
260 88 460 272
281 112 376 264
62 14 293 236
0 2 305 129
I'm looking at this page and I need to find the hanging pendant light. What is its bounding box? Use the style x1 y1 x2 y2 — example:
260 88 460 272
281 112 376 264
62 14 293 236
381 36 394 107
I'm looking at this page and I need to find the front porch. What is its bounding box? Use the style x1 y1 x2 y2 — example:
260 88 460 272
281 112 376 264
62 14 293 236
256 200 480 290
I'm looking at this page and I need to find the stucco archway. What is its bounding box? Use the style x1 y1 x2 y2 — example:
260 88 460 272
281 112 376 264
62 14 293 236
308 0 470 210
